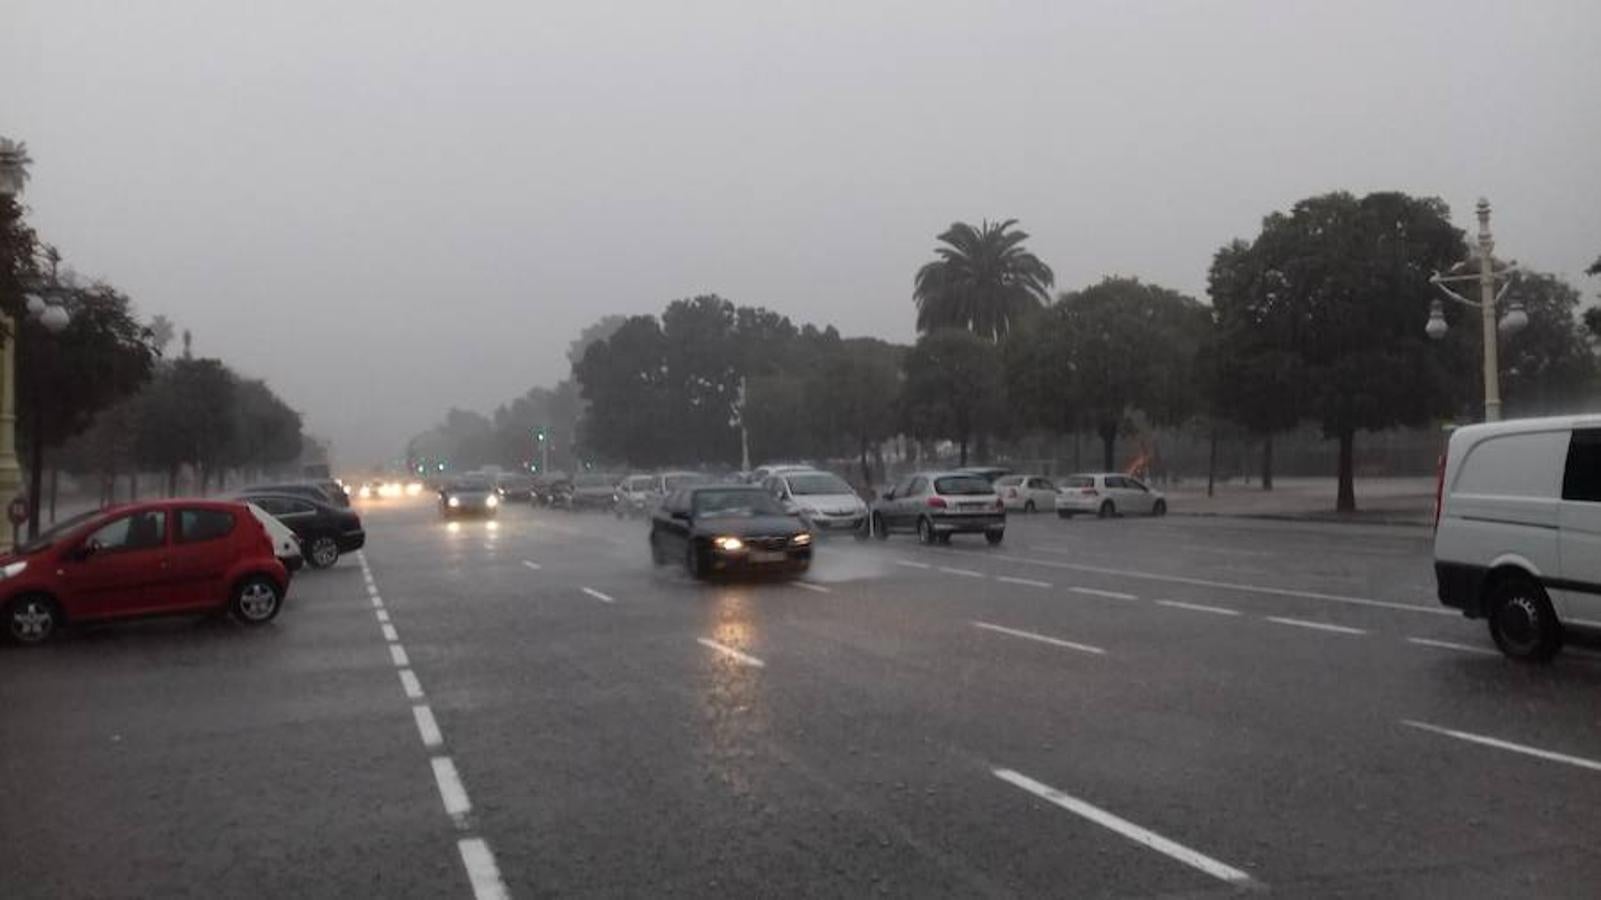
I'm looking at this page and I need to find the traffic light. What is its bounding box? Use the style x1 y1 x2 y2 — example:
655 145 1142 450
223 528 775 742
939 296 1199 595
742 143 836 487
534 426 547 443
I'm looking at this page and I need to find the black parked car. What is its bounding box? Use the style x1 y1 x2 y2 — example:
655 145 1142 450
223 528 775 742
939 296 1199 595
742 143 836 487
240 482 345 507
247 493 367 568
649 485 813 579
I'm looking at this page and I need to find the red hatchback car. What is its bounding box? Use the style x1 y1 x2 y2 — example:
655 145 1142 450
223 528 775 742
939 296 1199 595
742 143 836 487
1 499 290 645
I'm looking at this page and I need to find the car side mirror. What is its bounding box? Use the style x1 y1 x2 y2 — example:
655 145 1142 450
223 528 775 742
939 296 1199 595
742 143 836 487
73 541 99 561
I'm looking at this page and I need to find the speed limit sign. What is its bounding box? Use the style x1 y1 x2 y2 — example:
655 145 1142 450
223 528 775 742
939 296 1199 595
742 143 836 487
7 495 28 527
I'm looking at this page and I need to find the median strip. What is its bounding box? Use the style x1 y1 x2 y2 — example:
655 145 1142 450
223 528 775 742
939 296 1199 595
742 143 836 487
972 621 1105 656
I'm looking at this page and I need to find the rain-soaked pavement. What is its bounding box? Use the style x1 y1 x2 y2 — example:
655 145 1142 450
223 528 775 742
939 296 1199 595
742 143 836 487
5 498 1601 897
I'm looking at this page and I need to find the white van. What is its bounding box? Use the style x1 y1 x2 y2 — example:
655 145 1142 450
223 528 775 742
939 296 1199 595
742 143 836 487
1433 414 1601 661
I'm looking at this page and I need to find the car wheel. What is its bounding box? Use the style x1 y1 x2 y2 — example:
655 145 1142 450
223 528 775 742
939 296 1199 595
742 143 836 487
1023 500 1036 514
872 513 889 541
649 531 668 565
917 517 936 545
307 535 340 569
1057 510 1073 519
5 594 61 645
230 575 283 625
986 530 1005 546
1152 499 1167 517
686 540 707 580
1097 501 1115 519
1487 575 1562 662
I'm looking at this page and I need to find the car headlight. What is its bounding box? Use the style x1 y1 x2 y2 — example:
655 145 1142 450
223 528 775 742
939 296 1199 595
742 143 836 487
359 486 372 498
448 496 461 508
790 533 812 546
486 494 500 508
0 560 26 578
713 536 745 552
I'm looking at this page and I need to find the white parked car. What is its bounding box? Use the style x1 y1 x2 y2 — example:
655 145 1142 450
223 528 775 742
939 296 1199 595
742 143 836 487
765 469 869 536
994 474 1058 512
1055 473 1167 519
1433 414 1601 661
246 502 304 572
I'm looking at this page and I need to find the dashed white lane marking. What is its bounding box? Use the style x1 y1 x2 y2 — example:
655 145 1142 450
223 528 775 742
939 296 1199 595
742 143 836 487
413 705 444 748
457 837 511 900
940 566 985 578
370 595 384 609
997 575 1052 589
431 756 473 821
1402 720 1601 773
994 768 1257 886
895 559 932 570
1157 600 1241 617
1265 616 1367 635
521 560 541 571
580 587 616 604
399 669 425 700
1406 636 1498 656
375 609 391 623
389 645 410 667
697 637 766 668
1070 586 1138 601
972 621 1105 656
792 581 832 594
381 623 400 643
366 583 380 596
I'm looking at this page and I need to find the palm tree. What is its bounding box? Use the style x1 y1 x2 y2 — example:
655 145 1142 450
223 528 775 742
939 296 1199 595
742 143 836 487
0 138 32 197
913 218 1054 341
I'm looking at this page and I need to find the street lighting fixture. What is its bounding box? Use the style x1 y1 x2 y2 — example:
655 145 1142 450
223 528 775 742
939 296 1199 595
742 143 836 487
1427 198 1521 422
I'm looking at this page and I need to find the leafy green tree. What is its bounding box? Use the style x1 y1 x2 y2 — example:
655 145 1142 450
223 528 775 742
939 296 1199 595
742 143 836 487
914 219 1054 341
1497 271 1600 415
901 328 1003 466
135 357 237 495
226 378 304 483
566 315 628 369
574 315 674 466
822 338 902 484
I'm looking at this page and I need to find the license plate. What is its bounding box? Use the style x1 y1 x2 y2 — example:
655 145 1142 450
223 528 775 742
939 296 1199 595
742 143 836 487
960 502 989 511
750 550 785 563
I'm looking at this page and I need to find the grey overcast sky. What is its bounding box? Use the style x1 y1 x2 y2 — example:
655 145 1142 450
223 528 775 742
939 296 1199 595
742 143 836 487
5 0 1599 466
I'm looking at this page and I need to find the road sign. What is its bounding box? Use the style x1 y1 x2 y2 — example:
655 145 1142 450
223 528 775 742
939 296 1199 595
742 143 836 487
7 495 28 526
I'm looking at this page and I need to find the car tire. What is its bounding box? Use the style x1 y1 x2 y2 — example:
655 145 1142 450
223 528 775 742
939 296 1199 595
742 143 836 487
1487 575 1562 662
872 513 889 540
986 531 1005 546
686 540 707 580
1097 501 1115 519
917 517 936 545
649 531 667 565
1152 499 1167 517
1057 510 1073 519
5 594 62 645
1024 500 1036 514
230 575 283 625
307 535 340 569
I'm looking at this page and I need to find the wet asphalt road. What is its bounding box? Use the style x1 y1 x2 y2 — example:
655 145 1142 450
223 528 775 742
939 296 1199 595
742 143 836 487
4 499 1601 898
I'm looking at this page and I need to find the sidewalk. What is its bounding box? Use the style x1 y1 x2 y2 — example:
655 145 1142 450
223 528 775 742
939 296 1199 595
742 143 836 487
1161 476 1435 526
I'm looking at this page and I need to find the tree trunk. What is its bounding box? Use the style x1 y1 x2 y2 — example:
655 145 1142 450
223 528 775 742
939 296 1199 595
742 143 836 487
859 436 871 489
1336 428 1356 513
26 437 44 540
1099 425 1116 472
1072 429 1081 471
129 471 138 502
958 435 969 468
48 466 58 524
1261 434 1275 491
167 466 178 498
1207 419 1218 498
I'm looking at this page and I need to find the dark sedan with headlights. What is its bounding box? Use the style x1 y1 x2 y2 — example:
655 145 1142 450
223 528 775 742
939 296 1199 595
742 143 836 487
439 476 501 518
649 485 813 579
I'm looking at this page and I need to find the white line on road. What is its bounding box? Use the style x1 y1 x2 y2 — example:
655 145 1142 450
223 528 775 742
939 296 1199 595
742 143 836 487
993 768 1257 886
521 560 541 570
375 609 391 623
413 704 444 748
431 756 473 822
1402 719 1601 773
1265 616 1366 635
381 623 400 643
972 621 1105 656
457 838 511 900
399 669 425 699
1070 586 1138 601
389 644 410 667
370 595 383 609
1406 636 1498 656
792 581 832 594
1156 600 1241 617
940 566 986 578
698 637 766 668
580 587 616 604
997 576 1052 589
895 559 932 570
366 583 379 596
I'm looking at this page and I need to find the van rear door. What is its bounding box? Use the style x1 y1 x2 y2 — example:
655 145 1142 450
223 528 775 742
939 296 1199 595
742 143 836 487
1557 429 1601 627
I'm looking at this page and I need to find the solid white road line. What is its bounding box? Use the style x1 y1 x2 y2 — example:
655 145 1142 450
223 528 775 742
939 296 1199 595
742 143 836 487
457 837 511 900
389 644 410 667
997 576 1052 589
1402 719 1601 773
993 769 1256 886
381 623 400 643
413 705 444 748
940 566 985 578
431 756 473 821
1265 616 1366 635
521 560 541 571
697 637 766 668
375 609 391 623
1406 636 1498 656
895 559 932 570
399 669 425 699
580 587 616 604
1070 586 1138 601
972 621 1105 656
1157 600 1241 617
792 581 832 594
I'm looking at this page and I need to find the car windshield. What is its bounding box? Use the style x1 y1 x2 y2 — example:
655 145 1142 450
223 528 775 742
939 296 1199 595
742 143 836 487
693 489 786 517
449 478 491 491
934 476 993 495
574 474 615 487
16 508 103 555
787 473 852 495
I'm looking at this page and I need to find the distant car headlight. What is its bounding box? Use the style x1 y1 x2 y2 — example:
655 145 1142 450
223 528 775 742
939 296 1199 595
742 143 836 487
0 560 26 578
790 533 812 546
713 536 745 552
406 482 423 496
486 494 500 508
448 496 461 508
359 486 372 498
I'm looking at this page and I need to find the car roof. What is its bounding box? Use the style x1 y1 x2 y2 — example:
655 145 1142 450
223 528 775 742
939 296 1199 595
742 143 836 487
1449 414 1601 442
241 491 336 508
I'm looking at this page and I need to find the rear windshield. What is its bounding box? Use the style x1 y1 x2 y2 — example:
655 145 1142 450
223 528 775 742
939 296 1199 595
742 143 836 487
934 476 993 495
693 489 786 516
994 475 1023 487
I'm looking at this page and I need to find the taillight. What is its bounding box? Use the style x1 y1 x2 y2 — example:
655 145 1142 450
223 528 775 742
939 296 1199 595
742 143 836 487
927 496 948 509
1433 452 1446 529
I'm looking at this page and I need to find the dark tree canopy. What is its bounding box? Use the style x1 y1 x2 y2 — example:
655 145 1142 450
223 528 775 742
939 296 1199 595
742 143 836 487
901 328 1003 466
914 219 1054 341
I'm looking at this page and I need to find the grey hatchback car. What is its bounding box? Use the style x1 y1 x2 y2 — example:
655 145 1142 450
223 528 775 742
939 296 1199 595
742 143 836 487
869 471 1005 545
